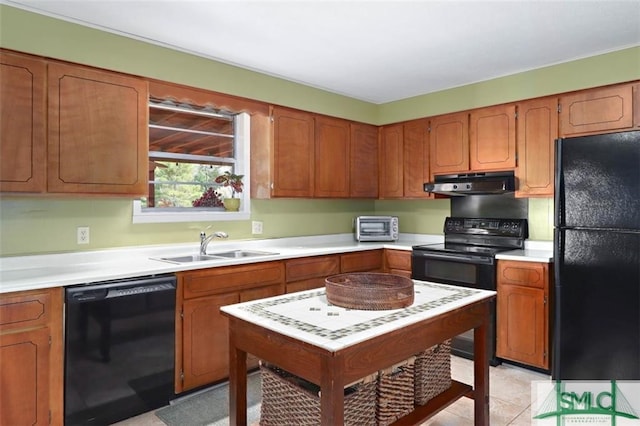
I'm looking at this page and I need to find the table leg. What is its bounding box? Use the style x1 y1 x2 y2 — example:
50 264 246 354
320 356 344 426
473 306 490 426
229 330 248 426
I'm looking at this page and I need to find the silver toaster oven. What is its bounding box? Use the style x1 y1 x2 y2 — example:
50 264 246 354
355 216 399 241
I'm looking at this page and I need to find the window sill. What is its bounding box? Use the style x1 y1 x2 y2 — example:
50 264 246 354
132 200 250 223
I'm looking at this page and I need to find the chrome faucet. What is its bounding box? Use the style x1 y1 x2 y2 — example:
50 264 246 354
200 231 229 255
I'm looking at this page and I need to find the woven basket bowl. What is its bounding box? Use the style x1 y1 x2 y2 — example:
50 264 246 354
325 272 414 310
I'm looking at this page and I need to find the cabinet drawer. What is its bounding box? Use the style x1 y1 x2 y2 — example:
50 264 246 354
285 255 339 282
340 250 383 273
497 260 548 289
385 249 412 271
181 261 285 299
0 290 51 330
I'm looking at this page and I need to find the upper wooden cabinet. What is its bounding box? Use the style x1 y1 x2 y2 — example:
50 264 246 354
315 116 350 198
271 106 315 197
429 111 469 175
403 119 431 198
0 51 47 193
0 50 149 196
379 123 404 198
350 123 379 198
516 97 558 197
469 104 516 171
271 107 377 199
47 62 148 195
559 83 638 137
379 119 431 199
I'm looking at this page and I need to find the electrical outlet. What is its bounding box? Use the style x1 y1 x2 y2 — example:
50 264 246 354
252 221 263 235
77 227 90 244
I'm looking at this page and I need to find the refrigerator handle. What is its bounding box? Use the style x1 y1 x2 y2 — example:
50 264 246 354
554 137 564 228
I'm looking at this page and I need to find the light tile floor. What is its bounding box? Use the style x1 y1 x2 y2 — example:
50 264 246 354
114 356 550 426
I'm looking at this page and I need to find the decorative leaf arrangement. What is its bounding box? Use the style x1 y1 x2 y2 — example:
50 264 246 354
214 171 244 198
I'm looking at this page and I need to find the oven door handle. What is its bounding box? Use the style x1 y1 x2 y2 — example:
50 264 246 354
412 251 495 265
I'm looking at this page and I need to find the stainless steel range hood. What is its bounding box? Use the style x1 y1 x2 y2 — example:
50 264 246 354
424 171 516 196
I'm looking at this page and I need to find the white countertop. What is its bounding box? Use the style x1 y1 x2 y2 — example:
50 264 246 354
0 234 440 294
0 234 552 294
496 240 554 263
221 280 496 352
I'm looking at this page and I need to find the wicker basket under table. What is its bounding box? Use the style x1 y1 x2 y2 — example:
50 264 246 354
414 339 453 406
259 363 377 426
376 357 415 426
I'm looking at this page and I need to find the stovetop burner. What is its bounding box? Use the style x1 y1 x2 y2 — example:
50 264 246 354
412 242 514 256
413 217 528 256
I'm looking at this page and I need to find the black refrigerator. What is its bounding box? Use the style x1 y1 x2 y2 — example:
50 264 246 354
553 130 640 380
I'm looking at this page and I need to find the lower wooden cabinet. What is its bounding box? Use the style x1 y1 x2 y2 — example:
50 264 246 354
285 250 384 293
285 255 340 293
496 260 551 369
0 287 64 425
178 261 285 391
384 249 412 278
340 249 383 273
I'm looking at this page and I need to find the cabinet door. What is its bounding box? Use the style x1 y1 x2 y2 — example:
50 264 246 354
350 123 379 198
182 292 239 390
403 118 431 198
496 284 547 368
272 107 315 197
496 261 549 369
0 51 46 192
559 84 635 136
285 255 340 293
429 112 469 175
385 249 412 278
315 116 350 198
340 250 383 273
47 62 148 195
240 284 283 369
379 123 404 198
470 104 516 171
0 327 50 426
516 97 558 197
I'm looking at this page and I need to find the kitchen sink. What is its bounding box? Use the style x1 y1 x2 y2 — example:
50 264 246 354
155 250 278 264
157 254 222 263
209 249 279 258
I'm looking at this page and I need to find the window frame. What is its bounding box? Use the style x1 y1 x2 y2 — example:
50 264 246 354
132 112 251 223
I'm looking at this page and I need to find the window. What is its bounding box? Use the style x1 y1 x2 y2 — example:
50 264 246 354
133 99 250 223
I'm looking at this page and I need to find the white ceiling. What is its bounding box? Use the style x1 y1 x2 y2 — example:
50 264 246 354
5 0 640 104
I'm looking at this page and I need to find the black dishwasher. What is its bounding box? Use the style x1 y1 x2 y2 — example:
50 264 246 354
64 274 176 425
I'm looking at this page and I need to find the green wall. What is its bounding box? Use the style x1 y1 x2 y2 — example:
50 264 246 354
0 5 636 256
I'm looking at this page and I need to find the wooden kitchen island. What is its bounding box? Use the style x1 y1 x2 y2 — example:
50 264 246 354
221 280 495 426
